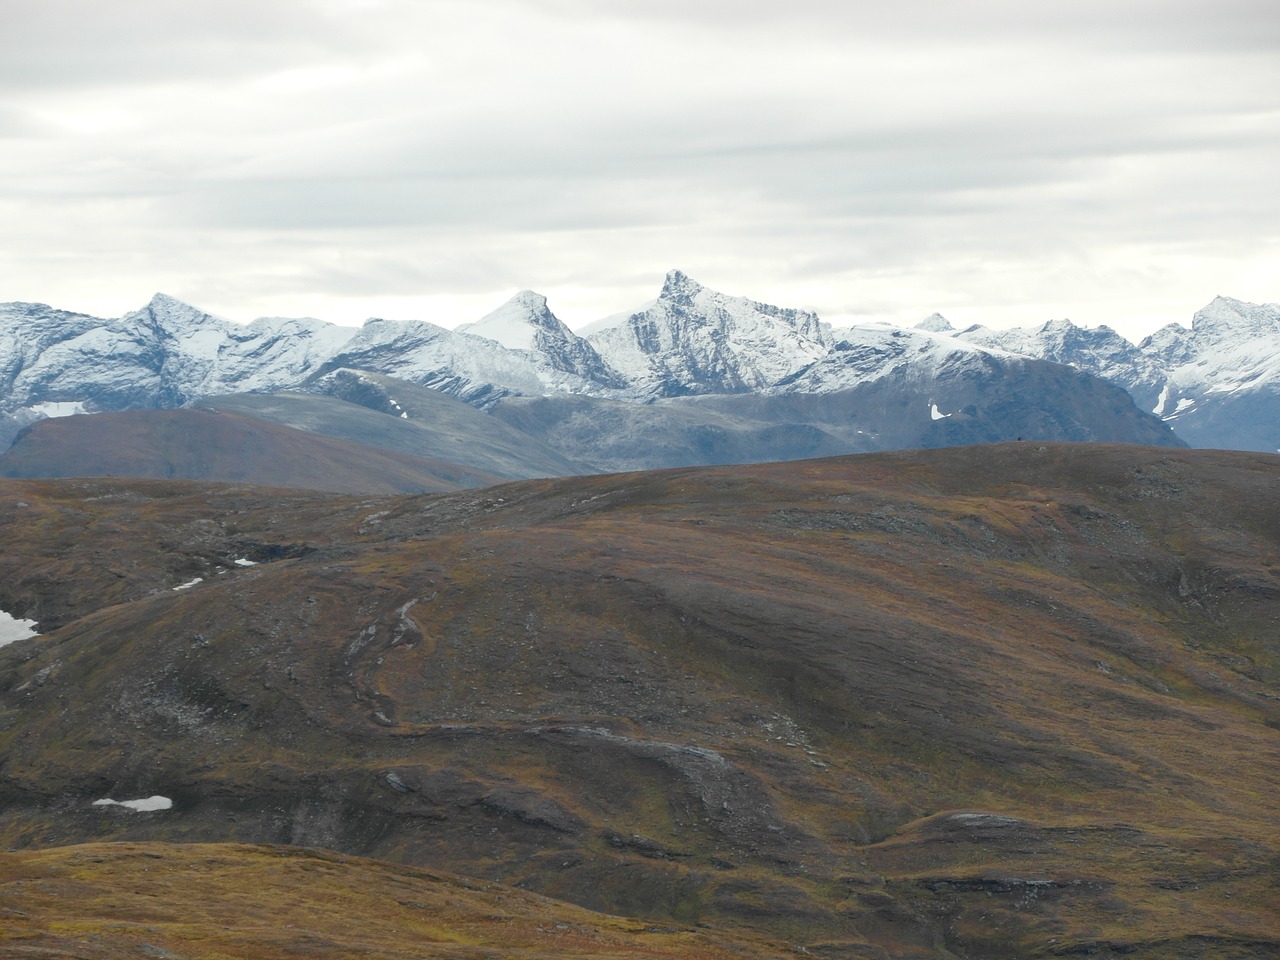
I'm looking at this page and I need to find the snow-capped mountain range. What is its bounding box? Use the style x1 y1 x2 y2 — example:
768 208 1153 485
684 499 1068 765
2 271 1276 457
583 270 833 397
946 295 1280 452
0 269 912 421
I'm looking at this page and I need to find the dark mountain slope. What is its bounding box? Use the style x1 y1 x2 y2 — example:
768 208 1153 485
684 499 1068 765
0 408 502 493
193 386 585 481
0 444 1276 958
492 357 1182 472
276 368 582 477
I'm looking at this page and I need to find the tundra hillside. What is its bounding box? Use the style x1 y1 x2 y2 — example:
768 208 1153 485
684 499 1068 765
1 443 1277 958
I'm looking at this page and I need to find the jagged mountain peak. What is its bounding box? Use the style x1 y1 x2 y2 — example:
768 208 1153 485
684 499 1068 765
1138 322 1192 356
1033 319 1133 349
1204 293 1248 312
458 290 571 352
659 268 702 300
449 291 621 388
356 315 452 340
510 288 549 309
1190 295 1280 341
146 291 194 310
141 291 219 319
129 293 229 343
653 271 824 334
1039 318 1077 334
915 313 954 333
586 272 832 397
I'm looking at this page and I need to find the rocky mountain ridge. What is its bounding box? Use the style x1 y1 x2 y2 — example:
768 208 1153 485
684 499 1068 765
950 295 1280 451
7 274 1273 460
584 269 833 397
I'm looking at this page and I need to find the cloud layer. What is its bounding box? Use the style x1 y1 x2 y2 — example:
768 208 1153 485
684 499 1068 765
3 0 1277 339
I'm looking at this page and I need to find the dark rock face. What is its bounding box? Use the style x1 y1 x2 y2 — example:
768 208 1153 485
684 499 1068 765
490 356 1182 473
1158 388 1280 453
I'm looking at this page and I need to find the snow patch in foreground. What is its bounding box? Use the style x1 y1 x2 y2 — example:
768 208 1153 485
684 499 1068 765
930 403 953 420
0 609 39 649
233 557 257 567
93 795 173 812
173 577 204 590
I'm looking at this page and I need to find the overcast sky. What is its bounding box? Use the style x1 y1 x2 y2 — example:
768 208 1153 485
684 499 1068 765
2 0 1277 340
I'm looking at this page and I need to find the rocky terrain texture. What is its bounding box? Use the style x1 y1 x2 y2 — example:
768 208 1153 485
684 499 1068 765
1 443 1277 958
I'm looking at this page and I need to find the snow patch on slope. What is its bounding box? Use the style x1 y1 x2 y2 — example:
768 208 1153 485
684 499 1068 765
0 608 38 648
93 795 173 812
28 401 89 419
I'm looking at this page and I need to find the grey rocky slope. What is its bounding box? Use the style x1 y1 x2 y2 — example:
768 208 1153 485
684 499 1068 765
491 352 1180 472
199 370 583 479
0 407 505 493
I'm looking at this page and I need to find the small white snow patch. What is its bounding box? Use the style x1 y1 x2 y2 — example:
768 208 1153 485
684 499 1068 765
930 403 952 420
1152 385 1170 415
30 400 90 419
233 557 257 567
173 578 204 590
400 411 408 419
92 795 173 812
0 609 39 649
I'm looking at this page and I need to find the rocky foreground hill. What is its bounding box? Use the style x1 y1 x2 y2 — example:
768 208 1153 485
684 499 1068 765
1 443 1277 958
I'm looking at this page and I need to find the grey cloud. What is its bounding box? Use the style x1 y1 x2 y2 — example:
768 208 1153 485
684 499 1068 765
1 0 1276 340
0 105 51 137
163 170 697 233
526 0 1280 52
0 0 352 88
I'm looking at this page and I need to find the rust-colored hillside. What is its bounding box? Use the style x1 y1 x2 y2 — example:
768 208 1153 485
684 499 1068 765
1 443 1277 958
